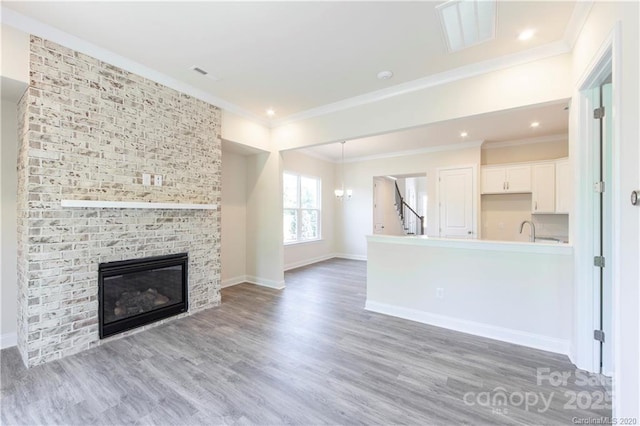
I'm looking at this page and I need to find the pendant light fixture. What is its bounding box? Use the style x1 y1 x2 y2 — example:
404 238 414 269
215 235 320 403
335 141 352 200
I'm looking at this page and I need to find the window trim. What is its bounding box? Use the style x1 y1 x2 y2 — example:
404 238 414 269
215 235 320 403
283 171 322 244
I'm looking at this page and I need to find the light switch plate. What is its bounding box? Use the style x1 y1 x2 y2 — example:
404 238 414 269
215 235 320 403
154 174 163 186
142 173 151 186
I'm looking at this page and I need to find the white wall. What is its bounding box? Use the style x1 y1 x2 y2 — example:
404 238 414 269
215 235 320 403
337 145 481 258
1 99 18 348
281 150 336 270
1 24 29 84
570 1 640 417
222 111 271 152
0 27 28 347
482 140 568 165
219 110 281 289
221 149 247 287
245 151 285 288
367 236 573 354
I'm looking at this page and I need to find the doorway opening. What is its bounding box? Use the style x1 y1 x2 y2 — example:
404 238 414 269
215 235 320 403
373 174 426 236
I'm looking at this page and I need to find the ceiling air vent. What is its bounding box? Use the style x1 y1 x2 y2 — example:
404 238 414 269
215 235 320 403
436 0 497 53
190 66 220 81
192 66 208 75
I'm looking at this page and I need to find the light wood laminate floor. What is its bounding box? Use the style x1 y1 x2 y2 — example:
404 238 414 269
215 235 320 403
1 259 611 425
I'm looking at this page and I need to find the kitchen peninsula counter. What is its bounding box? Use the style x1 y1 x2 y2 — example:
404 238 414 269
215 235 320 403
365 234 573 355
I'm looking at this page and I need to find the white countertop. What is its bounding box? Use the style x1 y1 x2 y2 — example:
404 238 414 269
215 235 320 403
366 234 573 255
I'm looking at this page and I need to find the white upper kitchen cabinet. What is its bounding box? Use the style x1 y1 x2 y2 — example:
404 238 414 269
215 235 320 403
505 165 532 193
532 163 556 213
481 164 531 194
481 167 507 194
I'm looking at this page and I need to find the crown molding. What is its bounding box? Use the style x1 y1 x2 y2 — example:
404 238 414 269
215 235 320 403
271 40 570 127
2 3 587 131
563 1 594 49
289 148 337 164
296 139 486 164
343 140 484 164
0 6 269 127
482 133 567 150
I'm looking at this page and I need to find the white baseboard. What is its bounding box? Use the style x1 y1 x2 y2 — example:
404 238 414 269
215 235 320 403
0 332 17 349
221 275 247 288
284 253 336 271
334 253 367 261
245 276 286 290
365 300 570 356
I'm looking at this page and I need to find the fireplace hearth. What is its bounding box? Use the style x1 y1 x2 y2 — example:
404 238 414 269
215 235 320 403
99 253 188 338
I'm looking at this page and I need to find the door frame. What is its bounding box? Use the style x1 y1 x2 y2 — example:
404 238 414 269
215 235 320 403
372 176 385 234
436 164 479 239
572 22 622 409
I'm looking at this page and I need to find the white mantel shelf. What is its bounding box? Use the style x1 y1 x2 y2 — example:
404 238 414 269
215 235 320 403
60 200 218 210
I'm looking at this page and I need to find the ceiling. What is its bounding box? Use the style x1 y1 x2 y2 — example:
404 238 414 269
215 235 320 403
3 1 579 121
297 99 570 162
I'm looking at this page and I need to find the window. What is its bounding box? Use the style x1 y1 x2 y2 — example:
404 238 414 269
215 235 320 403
283 172 321 244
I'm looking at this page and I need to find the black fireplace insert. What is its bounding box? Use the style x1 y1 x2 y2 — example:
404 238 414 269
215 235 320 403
98 253 188 338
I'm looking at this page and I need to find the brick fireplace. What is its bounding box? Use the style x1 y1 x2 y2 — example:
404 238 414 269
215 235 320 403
16 36 222 367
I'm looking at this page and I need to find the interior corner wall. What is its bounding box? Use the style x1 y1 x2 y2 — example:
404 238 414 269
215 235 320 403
570 1 640 417
281 150 336 270
221 150 248 286
221 110 271 152
1 24 30 84
1 98 19 348
245 150 285 288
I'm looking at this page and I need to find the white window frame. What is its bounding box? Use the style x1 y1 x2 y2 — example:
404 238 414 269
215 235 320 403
283 172 322 245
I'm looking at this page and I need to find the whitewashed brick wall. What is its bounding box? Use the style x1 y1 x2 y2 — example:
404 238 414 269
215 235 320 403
16 36 222 367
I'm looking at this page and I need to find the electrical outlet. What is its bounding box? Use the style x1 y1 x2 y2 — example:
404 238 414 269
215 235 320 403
498 222 505 230
154 174 163 187
436 288 444 299
142 173 151 186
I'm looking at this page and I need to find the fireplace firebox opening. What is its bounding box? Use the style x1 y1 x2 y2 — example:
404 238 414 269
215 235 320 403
98 253 188 338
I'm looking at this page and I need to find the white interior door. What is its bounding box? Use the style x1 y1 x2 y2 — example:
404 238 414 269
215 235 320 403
438 167 475 238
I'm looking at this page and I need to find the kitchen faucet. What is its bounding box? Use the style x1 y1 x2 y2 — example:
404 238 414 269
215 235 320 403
520 220 535 242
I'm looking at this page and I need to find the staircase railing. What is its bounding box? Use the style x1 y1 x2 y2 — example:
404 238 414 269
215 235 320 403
394 182 424 235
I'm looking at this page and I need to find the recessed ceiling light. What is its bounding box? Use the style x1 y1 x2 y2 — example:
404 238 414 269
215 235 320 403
518 29 535 41
377 71 393 80
266 108 275 117
530 121 540 128
460 131 468 137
